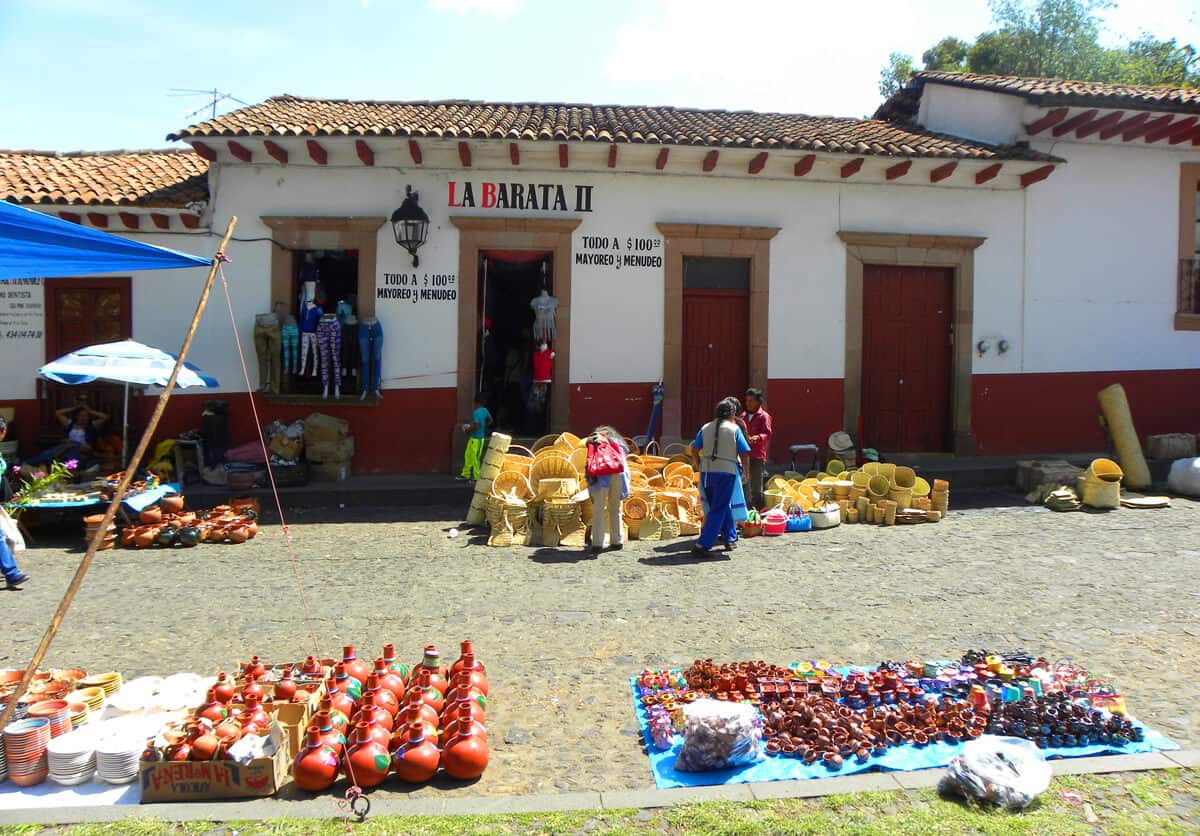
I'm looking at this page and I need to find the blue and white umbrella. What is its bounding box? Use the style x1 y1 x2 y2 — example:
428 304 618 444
39 340 219 465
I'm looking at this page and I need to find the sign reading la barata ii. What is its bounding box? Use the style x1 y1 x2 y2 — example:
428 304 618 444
448 181 595 213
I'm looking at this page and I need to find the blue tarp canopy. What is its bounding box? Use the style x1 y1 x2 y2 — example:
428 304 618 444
0 200 210 280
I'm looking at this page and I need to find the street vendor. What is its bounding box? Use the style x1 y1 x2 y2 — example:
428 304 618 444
23 400 108 469
740 388 773 511
690 399 751 557
0 417 28 590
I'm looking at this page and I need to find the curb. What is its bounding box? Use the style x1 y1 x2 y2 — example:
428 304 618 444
1 749 1193 826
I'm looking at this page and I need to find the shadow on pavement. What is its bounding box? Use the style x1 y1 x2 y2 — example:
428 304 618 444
529 547 595 564
639 541 732 566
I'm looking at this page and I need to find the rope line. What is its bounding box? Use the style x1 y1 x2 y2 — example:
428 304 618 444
217 262 365 808
216 262 321 657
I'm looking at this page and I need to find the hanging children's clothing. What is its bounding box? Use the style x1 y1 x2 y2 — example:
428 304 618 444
530 290 558 342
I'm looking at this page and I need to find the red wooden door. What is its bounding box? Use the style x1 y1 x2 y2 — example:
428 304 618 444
861 265 953 452
682 289 749 435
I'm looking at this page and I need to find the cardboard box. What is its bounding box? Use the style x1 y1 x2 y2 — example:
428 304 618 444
306 436 355 463
311 460 350 482
139 724 289 803
304 412 350 446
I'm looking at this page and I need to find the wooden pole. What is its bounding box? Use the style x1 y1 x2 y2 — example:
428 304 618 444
0 217 237 733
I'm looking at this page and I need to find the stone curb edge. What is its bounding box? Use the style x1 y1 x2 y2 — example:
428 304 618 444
2 750 1194 826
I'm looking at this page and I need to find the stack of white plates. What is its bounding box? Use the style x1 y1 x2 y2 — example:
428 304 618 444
47 731 96 786
95 738 141 784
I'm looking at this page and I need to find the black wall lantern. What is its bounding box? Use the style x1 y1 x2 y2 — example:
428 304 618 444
390 185 430 266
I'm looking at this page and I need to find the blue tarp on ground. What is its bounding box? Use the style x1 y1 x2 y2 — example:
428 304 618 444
0 201 209 280
631 676 1179 789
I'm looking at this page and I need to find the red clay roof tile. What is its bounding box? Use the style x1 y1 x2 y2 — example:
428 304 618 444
0 149 208 207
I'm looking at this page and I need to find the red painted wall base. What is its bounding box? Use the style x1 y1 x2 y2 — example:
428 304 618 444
763 379 845 465
568 383 654 438
972 369 1200 455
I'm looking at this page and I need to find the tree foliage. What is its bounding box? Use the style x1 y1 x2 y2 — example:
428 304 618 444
879 0 1200 99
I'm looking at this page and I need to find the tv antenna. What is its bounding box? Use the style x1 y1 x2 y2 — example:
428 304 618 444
169 88 252 120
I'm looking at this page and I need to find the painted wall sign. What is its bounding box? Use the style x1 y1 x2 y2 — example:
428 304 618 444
377 272 458 304
0 278 44 339
448 181 594 213
574 235 663 269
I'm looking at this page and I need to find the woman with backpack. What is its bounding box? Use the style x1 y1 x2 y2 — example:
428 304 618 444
584 426 629 557
690 399 751 558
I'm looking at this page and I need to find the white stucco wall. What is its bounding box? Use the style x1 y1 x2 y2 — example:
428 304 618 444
918 84 1026 147
1022 140 1200 372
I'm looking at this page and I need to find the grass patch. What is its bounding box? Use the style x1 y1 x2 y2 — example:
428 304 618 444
13 768 1197 836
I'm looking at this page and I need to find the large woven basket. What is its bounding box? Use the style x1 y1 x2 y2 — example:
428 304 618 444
554 432 581 453
492 471 533 500
638 441 670 472
530 453 576 492
530 434 559 453
569 446 588 479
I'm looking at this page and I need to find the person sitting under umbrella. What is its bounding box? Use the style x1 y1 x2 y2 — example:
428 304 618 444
24 399 108 470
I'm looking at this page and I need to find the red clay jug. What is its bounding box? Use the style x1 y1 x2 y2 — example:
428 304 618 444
341 645 372 688
450 640 486 678
414 645 449 694
442 725 489 780
301 655 322 677
196 688 228 724
451 652 489 697
245 656 267 679
334 662 363 701
241 673 264 703
325 678 356 721
213 672 236 704
313 710 347 756
382 643 411 683
405 668 445 714
352 701 395 736
242 693 270 731
362 673 399 718
441 702 487 748
293 727 340 792
445 671 487 717
374 657 407 701
274 666 297 702
343 722 390 788
319 695 350 734
401 690 441 728
392 722 441 783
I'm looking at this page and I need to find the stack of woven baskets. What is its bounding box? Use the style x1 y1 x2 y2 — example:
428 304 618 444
473 434 706 545
761 460 950 527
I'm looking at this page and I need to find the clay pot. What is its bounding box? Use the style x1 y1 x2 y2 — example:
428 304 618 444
442 725 489 780
441 702 487 748
452 652 489 697
192 729 220 761
155 526 177 547
405 668 445 714
161 494 185 514
231 496 261 516
196 689 227 723
242 694 270 730
373 657 407 701
318 696 350 734
450 640 486 678
401 690 442 730
293 727 340 792
241 673 265 702
362 674 399 719
445 672 487 718
274 667 297 702
342 722 390 787
333 664 363 702
227 526 249 544
382 643 411 683
134 527 157 549
213 672 236 704
178 526 201 547
325 679 356 721
313 711 347 756
215 717 243 744
176 512 197 526
414 646 449 695
341 645 372 688
139 506 163 525
353 701 395 737
120 527 138 547
392 722 441 783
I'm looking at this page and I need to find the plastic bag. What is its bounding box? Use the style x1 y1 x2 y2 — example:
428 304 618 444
938 735 1051 811
1167 457 1200 497
674 699 763 772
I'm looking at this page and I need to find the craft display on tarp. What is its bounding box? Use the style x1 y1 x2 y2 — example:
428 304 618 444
630 652 1177 790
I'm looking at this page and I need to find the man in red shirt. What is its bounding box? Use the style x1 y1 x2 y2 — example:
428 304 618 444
741 388 773 511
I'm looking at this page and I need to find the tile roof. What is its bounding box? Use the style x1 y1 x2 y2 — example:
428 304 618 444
167 96 1057 161
907 71 1200 115
0 149 208 208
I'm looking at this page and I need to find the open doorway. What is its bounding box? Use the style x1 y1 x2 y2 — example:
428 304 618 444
476 250 553 435
290 249 359 395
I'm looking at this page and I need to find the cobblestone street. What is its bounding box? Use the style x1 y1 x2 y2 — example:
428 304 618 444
3 494 1198 802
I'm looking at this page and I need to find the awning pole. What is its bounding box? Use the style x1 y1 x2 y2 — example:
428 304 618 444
0 217 238 734
121 383 129 468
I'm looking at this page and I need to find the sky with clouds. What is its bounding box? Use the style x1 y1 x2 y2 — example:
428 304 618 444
0 0 1196 150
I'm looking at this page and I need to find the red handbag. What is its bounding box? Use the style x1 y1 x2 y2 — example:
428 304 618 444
586 437 625 477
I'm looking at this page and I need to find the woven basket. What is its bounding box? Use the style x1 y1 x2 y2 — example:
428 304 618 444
554 432 581 452
530 434 559 453
664 461 693 480
493 471 533 500
530 453 576 491
639 441 670 472
500 445 534 477
623 495 650 520
665 474 692 490
662 442 689 457
629 470 649 488
646 473 666 488
544 500 581 527
569 446 588 479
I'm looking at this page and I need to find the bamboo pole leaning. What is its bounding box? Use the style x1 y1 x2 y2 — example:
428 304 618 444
0 217 238 733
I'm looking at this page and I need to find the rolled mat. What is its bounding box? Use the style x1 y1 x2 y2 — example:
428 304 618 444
1097 384 1151 489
